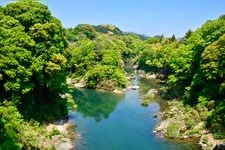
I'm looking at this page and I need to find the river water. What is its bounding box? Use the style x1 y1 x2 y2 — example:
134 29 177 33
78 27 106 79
69 77 198 150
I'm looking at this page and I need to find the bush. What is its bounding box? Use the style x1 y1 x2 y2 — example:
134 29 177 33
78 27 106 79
167 123 180 138
186 119 196 128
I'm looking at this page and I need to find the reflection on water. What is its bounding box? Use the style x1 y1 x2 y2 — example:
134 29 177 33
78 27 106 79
73 89 124 122
138 77 159 94
138 77 169 111
70 78 199 150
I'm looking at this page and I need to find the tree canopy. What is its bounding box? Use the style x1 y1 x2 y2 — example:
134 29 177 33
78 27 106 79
65 24 145 90
0 1 69 148
135 15 225 130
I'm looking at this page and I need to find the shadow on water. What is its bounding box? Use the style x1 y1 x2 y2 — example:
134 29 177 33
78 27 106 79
20 91 68 123
73 88 125 122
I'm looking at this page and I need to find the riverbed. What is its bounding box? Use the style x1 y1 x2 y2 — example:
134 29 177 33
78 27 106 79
69 77 198 150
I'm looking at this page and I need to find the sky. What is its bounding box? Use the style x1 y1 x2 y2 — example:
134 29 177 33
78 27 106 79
0 0 225 37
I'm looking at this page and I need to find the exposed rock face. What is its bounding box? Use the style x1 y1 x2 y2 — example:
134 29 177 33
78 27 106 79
154 100 225 150
47 122 76 150
56 143 73 150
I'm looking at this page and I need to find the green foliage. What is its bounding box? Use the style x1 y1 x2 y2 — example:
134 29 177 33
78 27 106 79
0 0 68 101
207 101 225 129
65 93 77 110
136 15 225 133
66 39 97 78
0 15 34 100
139 16 225 105
0 1 69 148
167 123 180 138
0 101 23 149
1 0 225 147
67 24 97 42
185 119 195 128
0 101 68 149
65 25 144 90
136 36 178 74
84 64 127 90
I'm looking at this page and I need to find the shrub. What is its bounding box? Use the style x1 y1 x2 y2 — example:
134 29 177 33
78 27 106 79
167 123 180 138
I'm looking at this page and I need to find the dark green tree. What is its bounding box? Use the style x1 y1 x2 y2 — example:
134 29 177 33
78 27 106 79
0 1 69 148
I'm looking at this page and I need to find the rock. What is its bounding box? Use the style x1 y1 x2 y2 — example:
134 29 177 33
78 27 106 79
56 142 73 150
155 121 168 133
157 80 165 84
133 65 138 69
147 89 158 95
46 122 75 150
113 89 123 94
153 114 158 118
74 83 86 88
146 74 156 79
193 122 205 130
180 126 187 132
59 93 67 99
182 135 188 139
67 77 86 88
66 78 75 85
214 143 225 150
199 133 220 150
127 86 139 90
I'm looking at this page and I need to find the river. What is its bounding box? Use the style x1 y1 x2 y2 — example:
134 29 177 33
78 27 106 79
69 77 198 150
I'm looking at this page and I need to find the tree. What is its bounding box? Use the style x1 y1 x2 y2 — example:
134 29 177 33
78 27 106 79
169 34 176 42
0 15 34 102
67 24 97 42
0 1 69 147
0 0 68 102
0 102 23 149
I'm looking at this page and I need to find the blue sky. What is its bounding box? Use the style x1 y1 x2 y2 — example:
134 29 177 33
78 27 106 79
1 0 225 37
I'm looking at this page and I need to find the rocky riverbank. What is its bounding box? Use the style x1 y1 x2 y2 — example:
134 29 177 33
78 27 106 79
153 100 225 150
137 72 225 150
67 77 141 94
46 121 77 150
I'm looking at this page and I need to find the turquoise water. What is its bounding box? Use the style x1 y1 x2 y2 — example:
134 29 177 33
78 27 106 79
69 78 198 150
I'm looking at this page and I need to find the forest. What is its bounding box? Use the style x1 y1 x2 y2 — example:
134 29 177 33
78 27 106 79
0 0 225 149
